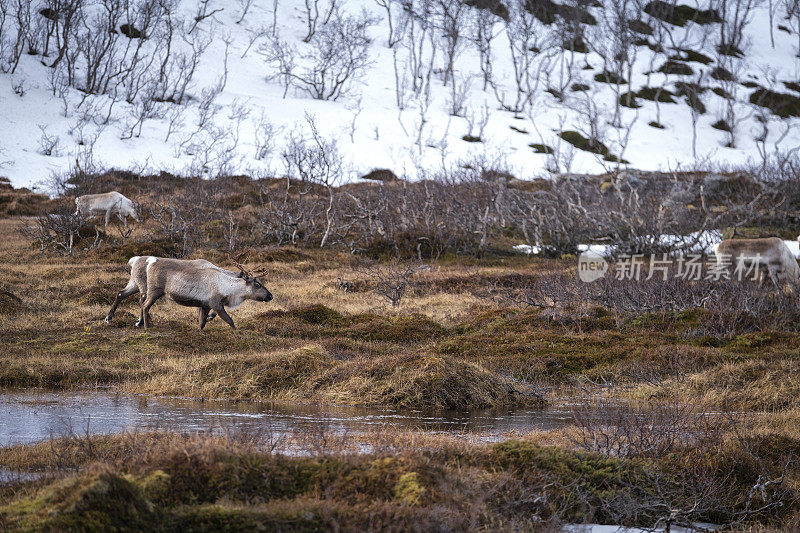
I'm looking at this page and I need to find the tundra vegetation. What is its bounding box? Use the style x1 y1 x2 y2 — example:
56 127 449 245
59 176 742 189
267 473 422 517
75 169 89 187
3 161 800 529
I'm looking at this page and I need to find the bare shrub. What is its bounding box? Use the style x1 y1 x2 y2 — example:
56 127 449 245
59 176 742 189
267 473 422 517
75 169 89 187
281 115 342 247
19 205 98 255
266 8 377 101
354 259 428 306
570 400 730 459
37 125 62 156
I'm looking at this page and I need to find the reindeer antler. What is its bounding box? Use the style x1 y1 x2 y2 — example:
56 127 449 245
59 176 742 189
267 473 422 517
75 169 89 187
228 251 268 279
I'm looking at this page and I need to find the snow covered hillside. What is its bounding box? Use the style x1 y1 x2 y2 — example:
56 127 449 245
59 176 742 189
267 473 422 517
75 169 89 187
1 0 800 189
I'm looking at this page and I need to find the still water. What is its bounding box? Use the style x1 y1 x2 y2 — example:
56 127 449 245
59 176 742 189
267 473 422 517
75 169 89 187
0 389 585 447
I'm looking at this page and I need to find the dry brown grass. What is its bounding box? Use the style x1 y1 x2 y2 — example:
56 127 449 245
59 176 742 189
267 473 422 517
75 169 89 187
5 214 800 414
0 217 543 409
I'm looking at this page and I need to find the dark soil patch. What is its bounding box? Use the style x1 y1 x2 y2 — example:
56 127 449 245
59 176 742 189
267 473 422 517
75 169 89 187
644 1 722 26
676 49 714 64
711 119 732 132
563 35 588 53
712 87 733 99
120 24 143 39
636 87 677 103
749 88 800 118
594 70 627 84
524 0 597 25
464 0 510 20
657 60 694 75
716 43 744 57
628 19 653 35
675 82 707 114
39 8 58 20
783 81 800 93
619 92 641 108
558 132 628 163
710 67 734 81
530 143 554 154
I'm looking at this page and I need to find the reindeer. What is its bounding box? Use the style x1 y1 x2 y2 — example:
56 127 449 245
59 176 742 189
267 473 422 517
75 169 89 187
105 256 235 327
75 191 140 230
105 256 271 330
713 237 800 289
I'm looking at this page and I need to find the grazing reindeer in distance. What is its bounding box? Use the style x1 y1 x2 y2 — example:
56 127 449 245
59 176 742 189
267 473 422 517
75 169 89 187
106 256 272 330
75 191 140 231
713 237 800 289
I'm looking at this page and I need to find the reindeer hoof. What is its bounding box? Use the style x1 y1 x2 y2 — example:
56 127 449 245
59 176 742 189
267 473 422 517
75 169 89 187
104 316 112 324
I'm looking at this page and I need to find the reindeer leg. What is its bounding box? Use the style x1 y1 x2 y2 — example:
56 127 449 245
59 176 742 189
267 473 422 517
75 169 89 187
198 306 211 330
207 311 217 322
211 305 235 330
767 264 780 288
142 289 164 329
105 280 138 324
104 208 112 231
135 294 146 328
117 212 130 233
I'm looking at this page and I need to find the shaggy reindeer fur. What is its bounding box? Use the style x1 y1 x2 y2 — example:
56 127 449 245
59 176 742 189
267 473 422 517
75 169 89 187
713 237 800 288
75 191 140 229
105 256 272 330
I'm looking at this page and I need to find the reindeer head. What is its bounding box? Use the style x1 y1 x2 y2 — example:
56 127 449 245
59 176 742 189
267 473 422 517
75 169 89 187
231 254 273 303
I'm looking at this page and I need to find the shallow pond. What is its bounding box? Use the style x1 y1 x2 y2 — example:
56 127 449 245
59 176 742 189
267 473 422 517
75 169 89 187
0 390 588 447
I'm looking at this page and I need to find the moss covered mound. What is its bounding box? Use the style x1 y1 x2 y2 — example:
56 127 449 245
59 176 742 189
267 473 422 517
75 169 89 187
1 472 158 531
308 354 542 410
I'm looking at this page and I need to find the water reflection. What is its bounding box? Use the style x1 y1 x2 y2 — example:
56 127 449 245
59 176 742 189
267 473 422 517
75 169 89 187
0 390 583 447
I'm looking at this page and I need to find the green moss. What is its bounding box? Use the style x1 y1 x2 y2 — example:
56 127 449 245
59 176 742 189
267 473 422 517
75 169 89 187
347 314 448 343
1 473 158 531
130 470 172 504
559 131 609 155
290 304 344 325
529 143 554 154
393 472 426 505
167 503 324 532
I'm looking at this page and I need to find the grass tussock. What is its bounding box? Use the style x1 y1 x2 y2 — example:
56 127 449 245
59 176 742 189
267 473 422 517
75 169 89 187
1 428 798 531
